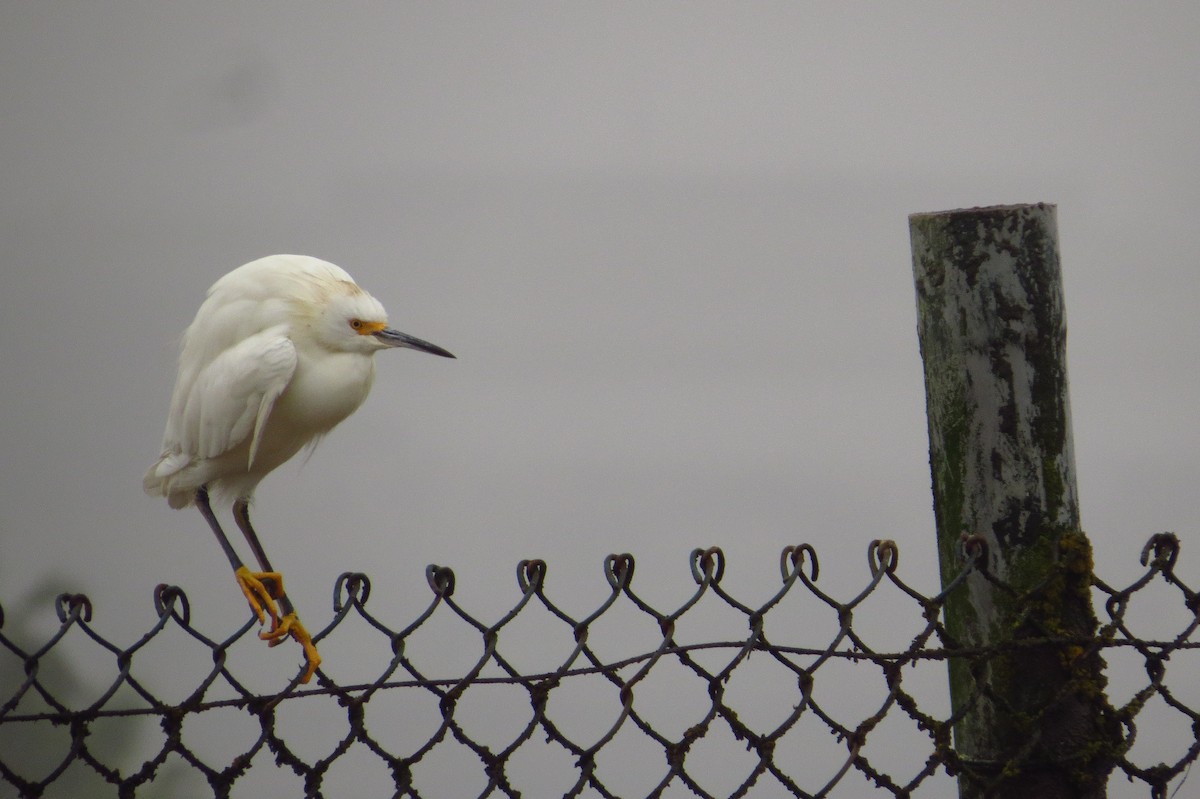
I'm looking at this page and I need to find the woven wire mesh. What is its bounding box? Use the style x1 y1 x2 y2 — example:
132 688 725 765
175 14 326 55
1 534 1197 798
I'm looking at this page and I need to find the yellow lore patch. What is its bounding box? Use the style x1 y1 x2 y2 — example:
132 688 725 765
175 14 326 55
351 319 388 335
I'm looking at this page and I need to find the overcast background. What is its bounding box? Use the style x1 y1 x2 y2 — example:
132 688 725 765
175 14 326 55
2 3 1199 797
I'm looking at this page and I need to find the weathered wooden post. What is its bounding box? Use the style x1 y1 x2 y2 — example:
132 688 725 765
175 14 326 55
909 204 1118 797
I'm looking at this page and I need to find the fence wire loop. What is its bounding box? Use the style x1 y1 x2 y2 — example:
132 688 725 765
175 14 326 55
516 558 546 592
332 571 371 611
781 543 819 582
689 546 725 584
2 533 1196 799
867 539 899 576
53 593 91 624
152 583 189 625
959 532 989 567
604 552 635 588
425 563 456 597
1140 531 1180 570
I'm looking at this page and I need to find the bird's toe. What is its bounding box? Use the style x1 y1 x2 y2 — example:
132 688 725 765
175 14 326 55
261 611 322 683
235 566 283 629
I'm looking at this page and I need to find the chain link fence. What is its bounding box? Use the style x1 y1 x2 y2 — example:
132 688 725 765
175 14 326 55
1 533 1196 798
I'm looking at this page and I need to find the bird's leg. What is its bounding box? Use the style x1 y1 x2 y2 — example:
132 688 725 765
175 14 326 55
195 487 280 630
232 498 321 683
230 498 290 618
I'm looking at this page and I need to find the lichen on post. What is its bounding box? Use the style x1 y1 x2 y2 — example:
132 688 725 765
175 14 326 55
909 204 1118 797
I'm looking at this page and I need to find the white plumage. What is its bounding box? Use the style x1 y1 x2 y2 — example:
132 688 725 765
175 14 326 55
145 254 452 506
144 254 454 682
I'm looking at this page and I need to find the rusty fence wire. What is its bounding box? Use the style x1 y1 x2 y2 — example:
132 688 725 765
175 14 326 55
1 533 1197 798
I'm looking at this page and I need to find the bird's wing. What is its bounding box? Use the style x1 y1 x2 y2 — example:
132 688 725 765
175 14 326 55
177 327 298 467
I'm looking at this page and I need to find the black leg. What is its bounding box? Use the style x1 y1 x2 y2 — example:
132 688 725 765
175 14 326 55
198 486 280 627
197 490 319 682
232 498 274 572
232 498 295 618
196 487 246 573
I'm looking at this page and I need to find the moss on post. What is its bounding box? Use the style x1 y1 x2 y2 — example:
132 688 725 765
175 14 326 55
909 204 1118 797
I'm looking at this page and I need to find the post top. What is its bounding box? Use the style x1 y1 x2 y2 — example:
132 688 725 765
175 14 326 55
909 202 1056 222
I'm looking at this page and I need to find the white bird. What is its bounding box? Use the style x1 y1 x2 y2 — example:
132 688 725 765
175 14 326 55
144 254 454 682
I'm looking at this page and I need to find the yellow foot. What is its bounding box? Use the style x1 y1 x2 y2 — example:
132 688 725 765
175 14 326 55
235 566 283 631
261 612 322 684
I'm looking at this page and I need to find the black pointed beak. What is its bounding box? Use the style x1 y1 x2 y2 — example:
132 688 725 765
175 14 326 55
373 327 456 358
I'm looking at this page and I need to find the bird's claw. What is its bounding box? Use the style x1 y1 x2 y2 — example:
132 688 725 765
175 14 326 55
261 612 322 683
234 569 319 682
235 566 284 631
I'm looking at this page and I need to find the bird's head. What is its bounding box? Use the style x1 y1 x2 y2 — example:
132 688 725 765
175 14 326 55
310 284 456 359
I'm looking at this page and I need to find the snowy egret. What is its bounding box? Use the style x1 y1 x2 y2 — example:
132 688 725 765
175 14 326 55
144 254 454 682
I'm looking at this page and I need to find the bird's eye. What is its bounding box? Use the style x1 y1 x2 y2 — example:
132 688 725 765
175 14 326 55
349 319 364 331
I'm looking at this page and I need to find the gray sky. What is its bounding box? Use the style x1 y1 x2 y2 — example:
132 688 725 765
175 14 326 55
2 3 1199 796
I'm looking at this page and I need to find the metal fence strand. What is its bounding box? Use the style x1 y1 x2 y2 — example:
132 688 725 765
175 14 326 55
1 534 1197 798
